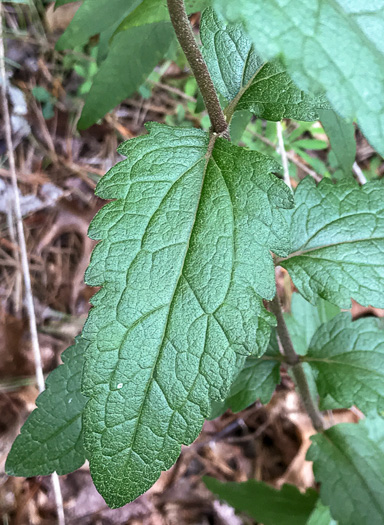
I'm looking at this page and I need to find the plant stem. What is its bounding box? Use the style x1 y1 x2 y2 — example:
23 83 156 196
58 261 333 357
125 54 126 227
269 294 325 432
166 0 228 136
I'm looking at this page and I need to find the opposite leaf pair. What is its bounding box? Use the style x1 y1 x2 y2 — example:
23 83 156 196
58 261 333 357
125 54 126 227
206 415 384 525
6 1 384 516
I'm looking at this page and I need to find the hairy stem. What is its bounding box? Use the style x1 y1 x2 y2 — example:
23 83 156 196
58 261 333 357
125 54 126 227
269 294 325 432
167 0 228 136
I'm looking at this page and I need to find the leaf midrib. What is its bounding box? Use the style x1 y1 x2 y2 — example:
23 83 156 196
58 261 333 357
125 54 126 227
124 134 219 467
304 353 384 377
277 236 384 264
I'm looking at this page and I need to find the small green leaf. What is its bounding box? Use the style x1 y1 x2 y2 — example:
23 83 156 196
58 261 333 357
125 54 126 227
308 419 384 525
212 330 281 416
200 8 329 121
280 177 384 308
115 0 210 33
293 139 328 151
54 0 76 8
319 110 356 176
215 1 384 157
304 314 384 416
82 123 293 507
204 477 319 525
78 23 173 129
5 337 87 477
362 416 384 452
229 110 252 144
307 501 337 525
56 0 142 50
31 86 52 103
285 293 340 356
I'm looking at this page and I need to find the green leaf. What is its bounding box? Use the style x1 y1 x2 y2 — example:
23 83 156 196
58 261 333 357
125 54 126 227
279 176 384 308
308 420 384 525
307 501 337 525
200 8 329 121
229 110 252 144
31 86 52 103
5 337 87 477
56 0 142 50
204 477 319 525
304 313 384 416
215 1 384 157
81 123 293 507
213 330 281 416
362 416 384 453
78 23 173 129
293 139 328 151
54 0 76 8
115 0 210 33
285 293 340 356
319 110 356 176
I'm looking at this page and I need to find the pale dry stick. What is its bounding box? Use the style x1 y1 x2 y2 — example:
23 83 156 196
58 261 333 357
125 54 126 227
353 161 367 185
0 8 65 525
5 196 22 311
276 121 292 189
247 127 322 182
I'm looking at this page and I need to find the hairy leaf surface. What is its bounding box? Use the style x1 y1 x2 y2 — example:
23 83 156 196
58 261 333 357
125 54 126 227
82 123 293 507
215 0 384 157
204 477 319 525
200 8 329 121
308 420 384 525
6 337 87 476
78 23 173 129
304 314 384 416
279 177 384 308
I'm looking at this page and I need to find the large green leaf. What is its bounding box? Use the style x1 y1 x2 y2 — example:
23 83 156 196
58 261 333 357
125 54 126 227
215 1 384 157
304 314 384 416
285 293 339 356
319 110 356 177
5 337 87 476
204 477 319 525
308 420 384 525
77 23 173 129
81 123 293 507
200 8 329 121
56 0 143 50
279 177 384 308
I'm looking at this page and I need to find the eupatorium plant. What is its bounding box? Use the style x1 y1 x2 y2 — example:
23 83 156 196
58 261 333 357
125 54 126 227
6 1 384 523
